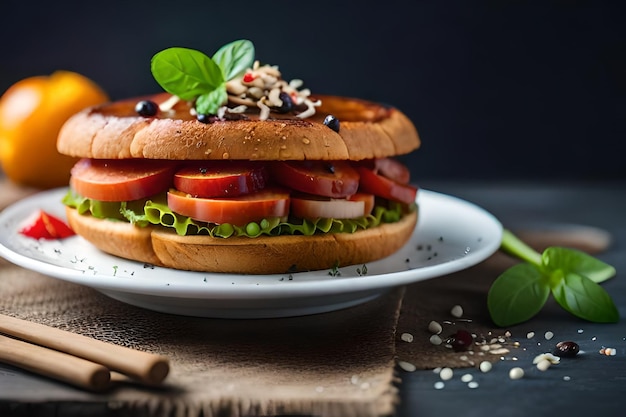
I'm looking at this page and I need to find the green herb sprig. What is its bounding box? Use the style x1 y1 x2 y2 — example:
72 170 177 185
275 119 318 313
150 40 254 115
488 229 619 327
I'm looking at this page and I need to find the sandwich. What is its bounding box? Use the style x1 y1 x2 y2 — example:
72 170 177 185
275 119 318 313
56 40 420 274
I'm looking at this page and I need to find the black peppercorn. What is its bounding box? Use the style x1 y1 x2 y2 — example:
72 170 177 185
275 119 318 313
553 341 580 358
276 92 293 113
135 100 159 117
323 115 340 132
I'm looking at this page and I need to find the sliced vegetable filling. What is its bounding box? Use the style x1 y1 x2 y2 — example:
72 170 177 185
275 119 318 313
63 157 418 237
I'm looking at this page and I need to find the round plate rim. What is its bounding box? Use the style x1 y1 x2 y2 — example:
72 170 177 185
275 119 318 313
0 188 502 304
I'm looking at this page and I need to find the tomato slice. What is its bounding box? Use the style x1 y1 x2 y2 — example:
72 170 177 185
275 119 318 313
174 161 268 198
70 158 176 202
356 167 418 205
19 210 75 239
375 158 411 184
269 161 360 198
167 188 290 225
358 158 411 184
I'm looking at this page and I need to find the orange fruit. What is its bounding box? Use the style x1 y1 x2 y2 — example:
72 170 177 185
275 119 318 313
0 71 108 189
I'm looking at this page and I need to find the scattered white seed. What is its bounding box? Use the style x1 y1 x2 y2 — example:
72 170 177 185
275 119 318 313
397 361 417 372
429 334 443 345
428 320 443 334
563 376 571 381
536 359 552 371
439 367 454 381
433 367 442 374
360 382 371 390
479 361 493 373
545 353 560 364
350 375 360 385
489 348 510 355
467 381 479 389
533 353 560 365
434 381 445 389
509 367 525 380
461 373 473 383
544 331 554 340
526 331 535 339
577 329 584 334
450 305 463 318
401 332 414 343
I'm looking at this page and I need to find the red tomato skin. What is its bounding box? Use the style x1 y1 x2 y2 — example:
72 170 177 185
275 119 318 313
173 162 268 198
356 167 418 205
375 158 411 184
19 210 75 239
70 158 176 202
357 158 411 184
167 189 290 226
269 161 360 198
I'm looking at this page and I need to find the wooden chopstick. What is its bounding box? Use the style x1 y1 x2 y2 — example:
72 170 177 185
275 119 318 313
0 334 111 391
0 314 169 386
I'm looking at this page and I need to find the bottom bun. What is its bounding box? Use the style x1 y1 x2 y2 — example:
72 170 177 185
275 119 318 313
65 207 418 274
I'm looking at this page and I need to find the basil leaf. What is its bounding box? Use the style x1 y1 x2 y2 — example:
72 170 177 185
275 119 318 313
490 229 619 326
487 263 551 326
212 39 255 81
551 272 619 323
151 47 224 100
543 247 616 284
195 87 228 115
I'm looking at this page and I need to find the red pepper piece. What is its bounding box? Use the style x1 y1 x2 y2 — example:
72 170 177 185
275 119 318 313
19 210 75 239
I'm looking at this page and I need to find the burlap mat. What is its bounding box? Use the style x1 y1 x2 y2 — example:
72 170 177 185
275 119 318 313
0 261 405 416
0 179 511 417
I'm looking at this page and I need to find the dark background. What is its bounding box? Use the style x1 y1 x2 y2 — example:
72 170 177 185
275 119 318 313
2 0 624 182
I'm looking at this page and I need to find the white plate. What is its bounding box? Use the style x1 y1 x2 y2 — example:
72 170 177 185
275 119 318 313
0 188 502 318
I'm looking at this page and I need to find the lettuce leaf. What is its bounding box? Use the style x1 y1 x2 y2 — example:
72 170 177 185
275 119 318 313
62 189 415 238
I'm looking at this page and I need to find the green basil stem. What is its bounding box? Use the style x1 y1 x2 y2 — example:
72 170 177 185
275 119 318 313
500 229 542 266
